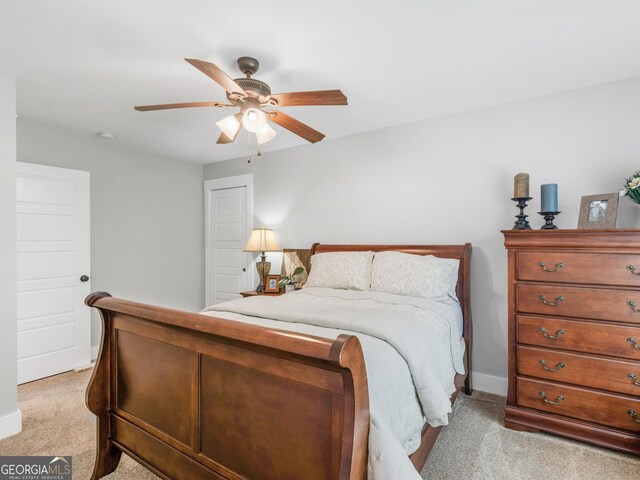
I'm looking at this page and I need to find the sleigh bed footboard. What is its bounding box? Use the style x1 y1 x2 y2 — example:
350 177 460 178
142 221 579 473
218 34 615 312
85 292 369 480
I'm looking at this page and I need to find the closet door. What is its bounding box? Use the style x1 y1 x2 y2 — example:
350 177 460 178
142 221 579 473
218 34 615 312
16 162 91 384
205 175 253 306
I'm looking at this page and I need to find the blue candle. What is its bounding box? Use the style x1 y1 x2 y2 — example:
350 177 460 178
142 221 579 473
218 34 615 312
541 184 558 212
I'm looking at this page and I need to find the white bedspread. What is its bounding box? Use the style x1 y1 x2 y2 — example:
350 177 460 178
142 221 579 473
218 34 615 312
201 287 465 480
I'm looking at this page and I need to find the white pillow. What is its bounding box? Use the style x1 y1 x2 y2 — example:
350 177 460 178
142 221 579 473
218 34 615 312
370 251 459 301
304 251 374 291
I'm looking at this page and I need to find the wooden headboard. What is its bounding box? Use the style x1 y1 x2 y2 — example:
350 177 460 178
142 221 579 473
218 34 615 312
310 243 473 394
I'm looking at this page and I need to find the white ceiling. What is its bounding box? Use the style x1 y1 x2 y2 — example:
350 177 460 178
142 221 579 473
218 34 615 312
3 1 640 164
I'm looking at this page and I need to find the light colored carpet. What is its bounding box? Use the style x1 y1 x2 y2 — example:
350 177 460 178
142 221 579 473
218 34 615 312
423 391 639 479
0 370 637 479
0 370 155 480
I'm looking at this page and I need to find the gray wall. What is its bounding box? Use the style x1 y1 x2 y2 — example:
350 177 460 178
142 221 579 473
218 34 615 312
18 120 206 351
0 76 19 437
205 77 640 392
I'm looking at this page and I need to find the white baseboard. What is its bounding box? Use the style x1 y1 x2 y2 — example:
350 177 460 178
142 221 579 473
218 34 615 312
91 345 99 362
72 364 94 373
0 409 22 440
472 372 508 396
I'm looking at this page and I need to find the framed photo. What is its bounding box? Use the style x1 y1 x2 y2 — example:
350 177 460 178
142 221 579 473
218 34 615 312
577 193 619 229
265 274 281 293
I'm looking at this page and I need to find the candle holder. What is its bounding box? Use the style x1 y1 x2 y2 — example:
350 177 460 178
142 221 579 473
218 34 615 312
511 197 533 230
538 211 561 230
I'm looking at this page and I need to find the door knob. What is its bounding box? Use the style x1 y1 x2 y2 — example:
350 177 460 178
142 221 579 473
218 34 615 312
80 275 90 282
242 268 247 272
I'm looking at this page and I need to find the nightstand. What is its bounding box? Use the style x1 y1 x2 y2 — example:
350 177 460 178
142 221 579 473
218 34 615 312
240 290 284 298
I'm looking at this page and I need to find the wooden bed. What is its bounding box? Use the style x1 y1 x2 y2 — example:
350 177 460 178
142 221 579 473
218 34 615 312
85 243 472 480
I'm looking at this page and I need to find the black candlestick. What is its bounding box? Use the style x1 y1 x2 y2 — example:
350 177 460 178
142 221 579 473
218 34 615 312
538 211 561 230
511 197 533 230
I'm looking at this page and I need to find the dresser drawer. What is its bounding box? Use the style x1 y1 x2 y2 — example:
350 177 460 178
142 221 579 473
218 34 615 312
517 377 640 432
517 315 640 360
517 283 640 324
517 345 640 396
516 252 640 287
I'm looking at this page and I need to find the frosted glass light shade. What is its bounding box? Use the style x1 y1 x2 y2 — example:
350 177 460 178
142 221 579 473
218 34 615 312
256 123 276 144
242 108 267 133
243 227 282 252
216 114 241 139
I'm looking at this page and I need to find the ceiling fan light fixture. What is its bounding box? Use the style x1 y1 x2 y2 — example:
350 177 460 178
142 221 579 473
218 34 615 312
242 107 267 133
256 124 277 144
135 57 347 146
216 114 241 139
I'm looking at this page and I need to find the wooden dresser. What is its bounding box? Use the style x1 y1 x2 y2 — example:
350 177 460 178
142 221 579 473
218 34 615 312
503 229 640 455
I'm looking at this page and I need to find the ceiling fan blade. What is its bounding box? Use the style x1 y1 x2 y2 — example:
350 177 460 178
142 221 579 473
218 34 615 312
269 110 325 143
216 132 236 144
134 101 229 111
185 58 248 96
269 90 347 107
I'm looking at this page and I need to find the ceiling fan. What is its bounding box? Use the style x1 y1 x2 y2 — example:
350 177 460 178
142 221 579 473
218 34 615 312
134 56 347 145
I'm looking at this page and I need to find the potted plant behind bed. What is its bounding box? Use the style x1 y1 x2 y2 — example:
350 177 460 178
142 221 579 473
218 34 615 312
278 266 305 293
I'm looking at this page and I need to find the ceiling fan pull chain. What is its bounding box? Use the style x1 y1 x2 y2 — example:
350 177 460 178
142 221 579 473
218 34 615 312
245 129 255 163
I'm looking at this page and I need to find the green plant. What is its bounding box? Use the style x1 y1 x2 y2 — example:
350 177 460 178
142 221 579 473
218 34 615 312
622 170 640 204
278 266 305 288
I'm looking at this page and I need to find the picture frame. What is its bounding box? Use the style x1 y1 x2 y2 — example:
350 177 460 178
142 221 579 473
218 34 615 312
577 193 619 229
264 274 281 293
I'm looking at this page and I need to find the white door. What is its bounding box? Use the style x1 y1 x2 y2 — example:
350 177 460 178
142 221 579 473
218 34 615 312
16 162 91 384
205 176 253 306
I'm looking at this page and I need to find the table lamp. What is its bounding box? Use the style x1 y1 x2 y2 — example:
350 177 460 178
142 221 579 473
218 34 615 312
243 227 282 293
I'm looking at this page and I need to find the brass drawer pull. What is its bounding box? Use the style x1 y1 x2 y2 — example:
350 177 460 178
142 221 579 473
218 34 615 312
628 373 640 386
539 391 564 405
627 265 640 275
539 360 565 372
538 327 564 339
539 294 564 306
628 410 640 423
538 262 564 272
627 300 640 312
628 337 640 350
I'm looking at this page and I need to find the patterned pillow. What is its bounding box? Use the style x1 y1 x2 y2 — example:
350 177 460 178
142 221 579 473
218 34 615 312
370 251 459 301
304 251 374 290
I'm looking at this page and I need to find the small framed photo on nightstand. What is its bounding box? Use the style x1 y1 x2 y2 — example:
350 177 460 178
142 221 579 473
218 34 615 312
265 274 281 293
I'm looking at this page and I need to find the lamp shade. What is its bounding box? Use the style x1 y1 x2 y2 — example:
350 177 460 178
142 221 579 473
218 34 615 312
242 108 267 133
243 227 282 252
216 114 242 140
256 123 277 144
